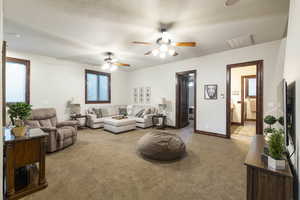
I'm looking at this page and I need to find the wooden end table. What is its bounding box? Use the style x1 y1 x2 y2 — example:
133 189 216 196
4 128 48 200
152 115 167 129
70 115 87 129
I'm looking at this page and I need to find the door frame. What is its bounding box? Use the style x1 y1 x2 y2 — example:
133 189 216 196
175 70 197 131
226 60 263 138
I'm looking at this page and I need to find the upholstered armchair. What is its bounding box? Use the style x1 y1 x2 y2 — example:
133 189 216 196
25 108 79 152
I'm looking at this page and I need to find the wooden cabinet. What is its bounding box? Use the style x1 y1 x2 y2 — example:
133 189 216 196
4 128 48 200
245 135 293 200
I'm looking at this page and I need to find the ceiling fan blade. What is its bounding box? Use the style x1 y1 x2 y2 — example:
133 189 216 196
144 51 152 55
173 52 179 56
175 42 196 47
132 41 152 45
113 62 130 67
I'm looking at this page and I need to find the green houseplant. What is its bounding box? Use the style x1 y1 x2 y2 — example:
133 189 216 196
8 103 32 136
264 115 277 135
267 128 286 169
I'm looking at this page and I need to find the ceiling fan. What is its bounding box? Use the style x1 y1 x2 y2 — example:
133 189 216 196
102 52 130 71
132 28 196 58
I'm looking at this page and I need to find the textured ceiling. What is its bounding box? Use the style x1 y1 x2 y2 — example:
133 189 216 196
4 0 289 70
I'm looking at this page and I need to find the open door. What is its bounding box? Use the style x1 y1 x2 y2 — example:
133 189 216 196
176 70 197 130
178 74 189 128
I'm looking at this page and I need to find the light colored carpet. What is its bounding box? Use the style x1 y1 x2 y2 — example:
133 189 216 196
231 121 256 137
22 127 250 200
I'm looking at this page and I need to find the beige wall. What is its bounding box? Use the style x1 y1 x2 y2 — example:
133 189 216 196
284 0 300 196
128 40 286 135
6 50 130 121
231 65 256 123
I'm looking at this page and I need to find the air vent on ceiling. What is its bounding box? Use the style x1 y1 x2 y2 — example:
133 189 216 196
227 34 255 49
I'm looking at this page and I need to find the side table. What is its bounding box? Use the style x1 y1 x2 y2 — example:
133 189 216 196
152 115 167 129
70 115 87 129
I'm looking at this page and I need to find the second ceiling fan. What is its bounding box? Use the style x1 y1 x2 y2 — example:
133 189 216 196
132 28 197 58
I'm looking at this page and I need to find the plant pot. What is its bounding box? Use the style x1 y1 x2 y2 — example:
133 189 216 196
268 156 286 170
12 126 27 137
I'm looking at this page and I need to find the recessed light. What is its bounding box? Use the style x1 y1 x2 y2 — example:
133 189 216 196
224 0 240 7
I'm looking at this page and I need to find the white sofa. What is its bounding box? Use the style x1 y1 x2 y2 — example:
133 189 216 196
86 105 157 129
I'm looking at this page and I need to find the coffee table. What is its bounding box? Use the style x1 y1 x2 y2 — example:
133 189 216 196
104 117 136 134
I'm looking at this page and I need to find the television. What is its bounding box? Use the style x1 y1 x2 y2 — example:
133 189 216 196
286 81 296 147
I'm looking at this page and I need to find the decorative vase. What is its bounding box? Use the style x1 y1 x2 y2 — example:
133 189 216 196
12 126 27 137
268 156 286 170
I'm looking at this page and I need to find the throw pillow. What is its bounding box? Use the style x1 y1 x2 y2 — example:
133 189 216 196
119 108 127 116
92 108 102 118
135 109 145 118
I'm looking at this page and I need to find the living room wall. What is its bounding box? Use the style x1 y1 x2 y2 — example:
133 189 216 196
0 0 3 197
283 0 300 197
128 39 286 135
6 50 130 121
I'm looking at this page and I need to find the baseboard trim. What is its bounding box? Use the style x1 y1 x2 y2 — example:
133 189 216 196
245 118 256 122
166 125 177 129
195 130 229 139
231 122 242 126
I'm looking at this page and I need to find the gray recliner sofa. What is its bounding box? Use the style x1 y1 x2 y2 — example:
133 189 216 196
25 108 79 152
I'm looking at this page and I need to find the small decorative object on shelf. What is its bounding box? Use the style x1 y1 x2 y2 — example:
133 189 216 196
263 115 277 137
7 102 32 137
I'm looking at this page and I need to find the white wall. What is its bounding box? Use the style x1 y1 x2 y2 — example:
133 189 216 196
0 0 3 198
284 0 300 198
128 40 286 135
6 51 130 121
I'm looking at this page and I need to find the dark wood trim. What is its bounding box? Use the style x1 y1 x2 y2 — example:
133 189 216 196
226 60 263 138
245 118 256 122
175 70 197 132
2 41 6 126
6 57 30 104
241 76 245 125
195 130 229 139
231 122 243 126
244 75 257 98
85 69 111 104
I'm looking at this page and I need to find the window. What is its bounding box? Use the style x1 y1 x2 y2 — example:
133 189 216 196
85 69 111 104
245 76 256 98
5 57 30 104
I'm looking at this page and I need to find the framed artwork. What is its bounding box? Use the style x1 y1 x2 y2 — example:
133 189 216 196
139 87 144 104
133 88 138 104
204 84 218 100
145 87 151 104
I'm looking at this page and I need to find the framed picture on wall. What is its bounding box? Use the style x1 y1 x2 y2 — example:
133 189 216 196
145 87 151 104
204 84 218 100
139 87 144 104
133 88 138 104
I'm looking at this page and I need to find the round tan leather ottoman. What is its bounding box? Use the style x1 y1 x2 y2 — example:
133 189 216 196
137 131 186 161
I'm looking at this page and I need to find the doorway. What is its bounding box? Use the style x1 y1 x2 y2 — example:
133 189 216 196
226 60 263 138
176 70 197 131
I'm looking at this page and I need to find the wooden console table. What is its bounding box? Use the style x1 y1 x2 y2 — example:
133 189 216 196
4 128 48 200
244 135 293 200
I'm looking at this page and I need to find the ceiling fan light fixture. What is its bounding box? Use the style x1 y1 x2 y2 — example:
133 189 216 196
152 49 159 56
110 65 117 71
168 49 175 56
102 63 110 70
159 52 166 59
160 44 168 52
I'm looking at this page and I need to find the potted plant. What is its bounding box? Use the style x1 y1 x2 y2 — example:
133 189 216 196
267 128 286 170
264 115 277 136
8 103 32 136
